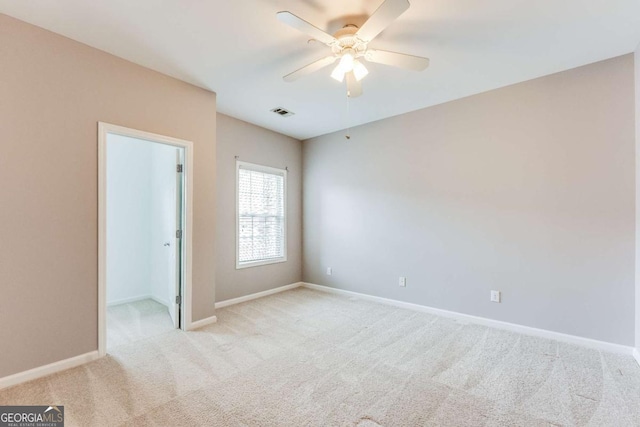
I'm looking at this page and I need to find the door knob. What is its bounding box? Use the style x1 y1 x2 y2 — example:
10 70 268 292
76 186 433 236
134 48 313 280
164 242 171 247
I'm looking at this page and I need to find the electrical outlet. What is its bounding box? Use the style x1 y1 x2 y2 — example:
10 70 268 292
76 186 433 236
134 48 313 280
490 290 501 303
399 277 407 287
326 267 332 276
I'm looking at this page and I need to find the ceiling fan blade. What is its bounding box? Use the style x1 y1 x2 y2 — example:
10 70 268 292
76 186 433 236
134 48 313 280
365 49 429 71
283 56 337 82
346 71 363 98
277 11 337 46
355 0 410 42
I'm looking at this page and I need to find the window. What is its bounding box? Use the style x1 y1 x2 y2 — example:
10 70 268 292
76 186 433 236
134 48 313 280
236 161 287 268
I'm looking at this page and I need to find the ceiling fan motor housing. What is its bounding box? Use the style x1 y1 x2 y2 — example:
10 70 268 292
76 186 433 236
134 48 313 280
331 25 367 57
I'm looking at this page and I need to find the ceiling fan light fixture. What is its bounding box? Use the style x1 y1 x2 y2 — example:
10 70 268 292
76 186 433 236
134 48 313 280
330 64 345 82
337 50 355 73
352 60 369 81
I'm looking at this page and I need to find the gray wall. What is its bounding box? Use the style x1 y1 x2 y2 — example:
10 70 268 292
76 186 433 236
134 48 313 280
216 114 302 302
0 14 217 378
303 54 636 346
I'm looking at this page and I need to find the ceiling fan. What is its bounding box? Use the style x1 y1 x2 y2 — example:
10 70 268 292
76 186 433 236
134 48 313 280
277 0 429 98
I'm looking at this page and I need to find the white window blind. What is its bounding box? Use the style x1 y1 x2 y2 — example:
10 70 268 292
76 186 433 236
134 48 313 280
236 161 287 268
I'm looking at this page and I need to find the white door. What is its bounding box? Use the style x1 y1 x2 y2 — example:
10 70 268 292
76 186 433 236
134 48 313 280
171 149 183 327
156 146 182 328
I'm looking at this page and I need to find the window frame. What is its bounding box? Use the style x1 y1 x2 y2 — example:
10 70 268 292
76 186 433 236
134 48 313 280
235 160 288 269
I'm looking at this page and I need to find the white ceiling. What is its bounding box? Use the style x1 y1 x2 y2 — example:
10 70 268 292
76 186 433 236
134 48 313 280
2 0 640 140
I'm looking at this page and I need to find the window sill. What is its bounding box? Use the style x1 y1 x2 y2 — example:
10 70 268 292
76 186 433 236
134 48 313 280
236 258 287 270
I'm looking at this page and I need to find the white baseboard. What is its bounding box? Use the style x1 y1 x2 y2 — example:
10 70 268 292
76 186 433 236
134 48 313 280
634 349 640 366
188 315 218 330
0 351 100 391
214 282 304 309
108 295 171 309
302 283 634 356
150 295 171 308
107 294 152 306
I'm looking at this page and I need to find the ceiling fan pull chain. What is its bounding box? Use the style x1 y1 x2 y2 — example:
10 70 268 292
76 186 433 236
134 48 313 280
345 94 351 140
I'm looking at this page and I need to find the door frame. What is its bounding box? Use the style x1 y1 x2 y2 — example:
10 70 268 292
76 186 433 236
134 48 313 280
97 122 194 357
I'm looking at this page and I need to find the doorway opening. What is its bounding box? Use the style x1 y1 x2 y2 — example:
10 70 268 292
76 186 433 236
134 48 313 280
98 123 193 356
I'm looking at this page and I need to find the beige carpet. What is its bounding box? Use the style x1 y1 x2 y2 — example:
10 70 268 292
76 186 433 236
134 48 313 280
1 287 640 426
107 299 174 351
